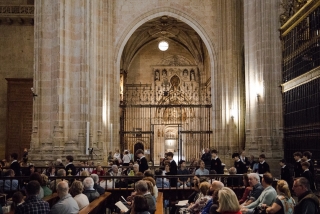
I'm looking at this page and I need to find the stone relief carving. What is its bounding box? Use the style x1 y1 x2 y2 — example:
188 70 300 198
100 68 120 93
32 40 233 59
158 55 193 66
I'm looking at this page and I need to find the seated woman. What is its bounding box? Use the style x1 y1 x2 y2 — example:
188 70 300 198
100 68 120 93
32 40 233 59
69 180 89 210
91 165 105 179
238 173 252 204
217 187 241 214
186 181 211 213
40 174 52 197
264 180 295 214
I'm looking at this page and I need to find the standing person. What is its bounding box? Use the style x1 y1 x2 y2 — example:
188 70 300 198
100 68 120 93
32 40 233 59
165 152 178 187
240 150 250 168
51 181 79 214
258 154 270 174
279 159 292 188
301 161 315 191
232 153 247 174
292 177 319 214
293 151 303 177
210 149 222 174
56 158 64 167
201 148 212 170
249 155 258 172
65 155 77 175
302 151 314 175
22 148 28 162
10 153 21 176
136 149 149 173
122 150 131 166
15 181 50 214
114 149 121 162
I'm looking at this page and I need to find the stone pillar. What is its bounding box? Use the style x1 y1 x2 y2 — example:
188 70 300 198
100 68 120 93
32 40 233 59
212 0 244 166
31 0 105 162
244 0 283 173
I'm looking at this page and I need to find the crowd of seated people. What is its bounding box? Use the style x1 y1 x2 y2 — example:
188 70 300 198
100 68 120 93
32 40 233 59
0 148 319 214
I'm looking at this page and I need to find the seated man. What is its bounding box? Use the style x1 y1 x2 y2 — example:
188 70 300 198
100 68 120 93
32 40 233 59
15 180 50 214
51 181 79 214
155 169 170 188
83 177 100 202
0 169 19 191
91 173 105 195
241 173 264 206
177 160 191 187
195 160 209 176
109 164 127 187
242 173 277 214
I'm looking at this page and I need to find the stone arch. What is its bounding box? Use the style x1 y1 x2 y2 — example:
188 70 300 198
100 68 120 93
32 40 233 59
115 8 217 83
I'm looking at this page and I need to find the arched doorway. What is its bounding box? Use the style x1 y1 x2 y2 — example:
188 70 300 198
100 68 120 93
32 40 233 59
118 14 214 164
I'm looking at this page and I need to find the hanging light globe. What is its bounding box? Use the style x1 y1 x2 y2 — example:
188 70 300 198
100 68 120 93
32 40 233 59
158 41 169 51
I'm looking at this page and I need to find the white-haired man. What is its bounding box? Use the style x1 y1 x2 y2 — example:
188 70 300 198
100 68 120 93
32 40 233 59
83 177 100 202
51 181 79 214
241 173 264 206
91 174 105 195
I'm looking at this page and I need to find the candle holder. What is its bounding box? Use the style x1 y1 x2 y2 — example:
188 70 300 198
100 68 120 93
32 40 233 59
68 169 72 176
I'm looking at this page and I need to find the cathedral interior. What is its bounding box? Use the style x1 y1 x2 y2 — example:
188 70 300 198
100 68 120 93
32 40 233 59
0 0 319 173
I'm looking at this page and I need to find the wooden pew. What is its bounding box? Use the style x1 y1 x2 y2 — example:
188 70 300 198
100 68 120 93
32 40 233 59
155 192 163 214
79 192 112 214
43 192 59 208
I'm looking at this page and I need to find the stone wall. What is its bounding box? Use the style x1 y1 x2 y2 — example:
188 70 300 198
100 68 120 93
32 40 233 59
0 25 34 158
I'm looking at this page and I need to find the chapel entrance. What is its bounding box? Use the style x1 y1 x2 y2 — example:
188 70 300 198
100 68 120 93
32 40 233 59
119 16 212 164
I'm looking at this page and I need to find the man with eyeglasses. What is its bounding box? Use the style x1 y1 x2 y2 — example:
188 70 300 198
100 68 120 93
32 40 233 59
292 177 319 214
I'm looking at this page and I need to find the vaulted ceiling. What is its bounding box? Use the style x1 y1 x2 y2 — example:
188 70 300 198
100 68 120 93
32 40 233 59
121 15 207 71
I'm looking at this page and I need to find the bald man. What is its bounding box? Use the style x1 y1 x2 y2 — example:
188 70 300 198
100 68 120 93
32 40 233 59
50 181 79 214
202 180 224 214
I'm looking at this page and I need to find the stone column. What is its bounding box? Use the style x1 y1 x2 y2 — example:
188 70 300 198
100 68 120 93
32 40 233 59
244 0 283 171
212 0 244 166
31 0 105 162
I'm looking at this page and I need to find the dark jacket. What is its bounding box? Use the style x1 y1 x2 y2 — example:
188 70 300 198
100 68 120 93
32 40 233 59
234 160 247 174
258 161 270 174
166 160 178 187
294 160 303 177
10 161 21 176
65 163 77 176
302 170 315 190
210 158 222 174
294 191 319 214
281 165 291 185
138 157 149 173
201 152 211 169
83 189 100 202
94 183 105 195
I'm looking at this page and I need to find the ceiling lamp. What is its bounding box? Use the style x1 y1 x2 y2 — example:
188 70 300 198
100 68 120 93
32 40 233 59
158 41 169 51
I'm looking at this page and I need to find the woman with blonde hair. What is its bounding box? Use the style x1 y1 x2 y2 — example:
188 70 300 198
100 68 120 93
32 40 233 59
217 187 241 214
187 181 212 213
69 180 89 210
264 180 295 214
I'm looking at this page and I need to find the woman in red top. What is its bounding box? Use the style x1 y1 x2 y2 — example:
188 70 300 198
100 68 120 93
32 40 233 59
217 187 242 214
91 165 105 182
